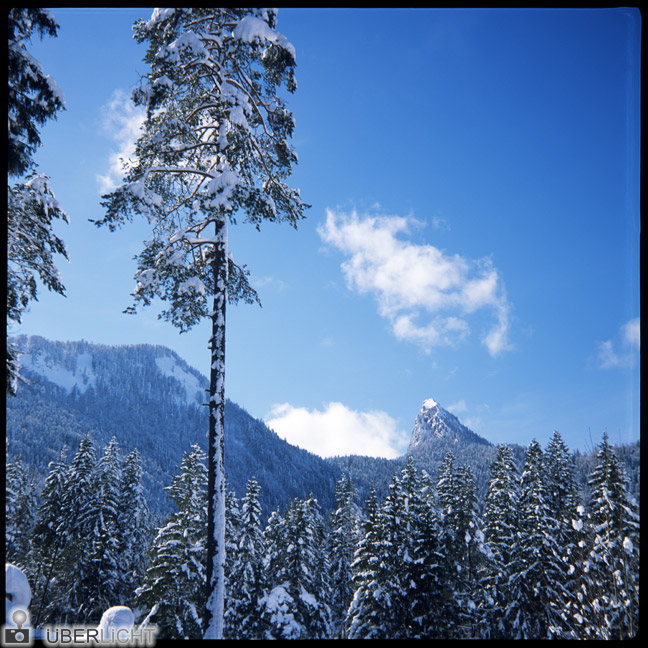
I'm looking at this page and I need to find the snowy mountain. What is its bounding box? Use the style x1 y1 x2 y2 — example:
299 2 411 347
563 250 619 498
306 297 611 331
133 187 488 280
6 335 340 518
330 398 499 506
408 397 491 453
18 336 205 406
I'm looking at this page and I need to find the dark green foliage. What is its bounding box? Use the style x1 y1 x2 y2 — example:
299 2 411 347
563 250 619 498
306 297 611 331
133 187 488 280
482 443 519 637
327 475 360 635
580 433 639 639
22 437 152 627
7 8 64 176
7 9 68 395
506 440 567 638
135 445 208 639
224 479 265 639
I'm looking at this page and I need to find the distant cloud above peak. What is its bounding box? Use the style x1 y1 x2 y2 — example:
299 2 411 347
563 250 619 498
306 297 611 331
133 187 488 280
318 209 513 356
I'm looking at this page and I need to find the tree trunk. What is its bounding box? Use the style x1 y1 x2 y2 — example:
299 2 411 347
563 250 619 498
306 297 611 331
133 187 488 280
204 216 227 639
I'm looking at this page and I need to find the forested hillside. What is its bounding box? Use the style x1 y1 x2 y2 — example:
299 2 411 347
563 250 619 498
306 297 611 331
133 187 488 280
6 335 340 517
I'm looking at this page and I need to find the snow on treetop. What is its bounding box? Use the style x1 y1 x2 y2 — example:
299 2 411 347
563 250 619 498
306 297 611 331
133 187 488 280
232 15 296 60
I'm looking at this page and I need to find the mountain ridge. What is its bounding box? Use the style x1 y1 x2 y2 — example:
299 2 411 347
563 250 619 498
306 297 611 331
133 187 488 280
8 336 637 517
6 335 342 517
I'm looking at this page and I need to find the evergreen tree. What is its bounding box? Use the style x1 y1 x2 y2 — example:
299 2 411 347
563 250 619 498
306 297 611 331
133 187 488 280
259 495 331 639
56 436 98 624
434 454 485 637
327 474 360 635
562 502 596 638
135 445 208 639
544 430 583 636
345 485 385 639
224 478 265 639
222 486 241 639
545 430 581 547
115 449 153 607
506 439 566 638
582 432 639 639
5 453 38 568
96 10 307 637
482 444 519 638
7 9 68 394
29 448 70 627
400 461 445 639
77 438 123 623
347 460 444 639
450 465 486 637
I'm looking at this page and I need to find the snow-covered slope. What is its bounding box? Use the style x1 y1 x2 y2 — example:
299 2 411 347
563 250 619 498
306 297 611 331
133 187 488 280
20 346 96 395
408 397 491 453
15 335 205 406
7 335 340 516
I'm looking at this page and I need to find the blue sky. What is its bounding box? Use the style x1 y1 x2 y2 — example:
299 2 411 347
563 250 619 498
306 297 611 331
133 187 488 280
14 8 640 458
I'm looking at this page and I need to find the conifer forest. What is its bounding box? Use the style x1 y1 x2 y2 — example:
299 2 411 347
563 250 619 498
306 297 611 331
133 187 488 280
5 430 639 640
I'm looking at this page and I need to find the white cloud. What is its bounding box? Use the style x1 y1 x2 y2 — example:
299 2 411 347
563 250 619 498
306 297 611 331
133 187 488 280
265 401 407 459
96 90 145 194
317 209 512 356
597 317 640 369
623 317 640 348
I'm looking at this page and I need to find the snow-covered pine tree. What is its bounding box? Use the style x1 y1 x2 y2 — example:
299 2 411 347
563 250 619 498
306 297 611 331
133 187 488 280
434 453 486 637
562 502 595 638
30 437 97 625
223 486 241 639
364 466 408 638
506 439 566 638
135 444 208 639
7 9 68 395
582 432 639 639
259 495 331 639
5 452 38 568
434 451 464 636
345 485 385 639
348 459 443 639
224 478 265 639
115 449 153 608
399 460 445 639
482 444 519 638
450 465 487 637
327 474 360 636
76 438 123 623
57 436 98 624
28 448 70 627
544 430 583 636
96 10 306 637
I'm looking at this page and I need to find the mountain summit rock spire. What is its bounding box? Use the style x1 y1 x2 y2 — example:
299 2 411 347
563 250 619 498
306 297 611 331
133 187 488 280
407 398 490 454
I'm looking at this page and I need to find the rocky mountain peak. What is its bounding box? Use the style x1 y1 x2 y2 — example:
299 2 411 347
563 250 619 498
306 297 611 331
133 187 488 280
407 397 490 453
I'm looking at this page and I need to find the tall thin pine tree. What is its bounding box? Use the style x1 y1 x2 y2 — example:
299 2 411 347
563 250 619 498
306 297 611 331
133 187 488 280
97 11 306 635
